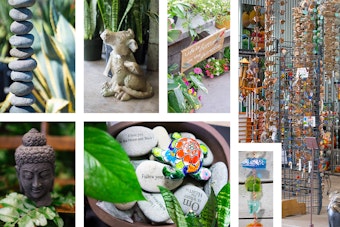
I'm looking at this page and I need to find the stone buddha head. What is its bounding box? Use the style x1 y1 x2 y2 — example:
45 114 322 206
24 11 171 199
15 128 55 207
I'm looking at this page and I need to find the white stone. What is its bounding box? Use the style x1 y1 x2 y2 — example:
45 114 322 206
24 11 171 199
180 132 196 139
197 139 214 166
204 162 228 196
137 192 170 223
130 159 147 170
152 126 171 150
136 160 183 192
116 126 157 157
96 201 133 223
174 184 208 215
114 201 136 210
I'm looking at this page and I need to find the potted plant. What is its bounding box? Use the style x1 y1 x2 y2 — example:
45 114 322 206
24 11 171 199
86 122 230 226
84 0 103 61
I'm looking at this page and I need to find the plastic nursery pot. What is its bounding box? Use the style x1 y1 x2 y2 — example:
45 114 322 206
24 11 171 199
88 122 230 227
84 36 103 61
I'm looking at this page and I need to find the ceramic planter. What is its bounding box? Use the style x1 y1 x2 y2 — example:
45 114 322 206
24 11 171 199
88 121 230 227
84 36 103 61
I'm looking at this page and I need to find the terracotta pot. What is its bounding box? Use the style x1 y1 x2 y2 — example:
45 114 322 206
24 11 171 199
88 122 230 227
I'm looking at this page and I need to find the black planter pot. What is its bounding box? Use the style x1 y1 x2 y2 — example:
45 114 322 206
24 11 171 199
84 37 103 61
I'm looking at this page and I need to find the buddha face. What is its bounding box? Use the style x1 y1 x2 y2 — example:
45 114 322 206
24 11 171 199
17 162 54 205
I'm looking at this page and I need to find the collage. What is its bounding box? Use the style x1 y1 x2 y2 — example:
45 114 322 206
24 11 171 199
0 0 339 226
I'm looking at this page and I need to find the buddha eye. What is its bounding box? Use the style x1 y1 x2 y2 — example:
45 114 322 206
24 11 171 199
23 171 33 180
40 170 51 179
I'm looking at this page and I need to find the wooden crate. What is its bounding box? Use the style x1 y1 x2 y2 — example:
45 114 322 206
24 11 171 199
282 199 306 218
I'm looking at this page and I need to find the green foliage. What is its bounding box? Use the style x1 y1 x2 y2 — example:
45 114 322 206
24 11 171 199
168 65 207 113
84 0 98 40
159 183 230 227
51 192 75 208
84 127 145 203
158 186 188 227
0 0 12 59
0 193 63 227
168 18 182 43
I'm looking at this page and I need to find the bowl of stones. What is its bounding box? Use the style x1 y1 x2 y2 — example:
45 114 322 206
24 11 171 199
88 122 230 227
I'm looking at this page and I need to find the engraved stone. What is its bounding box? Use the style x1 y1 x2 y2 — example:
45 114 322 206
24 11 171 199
10 71 33 82
136 160 183 192
10 21 33 35
8 58 37 71
137 192 170 223
9 81 34 96
152 126 171 150
116 126 157 157
204 162 228 196
9 8 33 21
8 0 36 8
10 47 34 59
174 184 208 215
9 34 34 48
10 93 35 106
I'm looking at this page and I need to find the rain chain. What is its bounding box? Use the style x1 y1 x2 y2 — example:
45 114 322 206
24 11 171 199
8 0 36 113
242 152 266 227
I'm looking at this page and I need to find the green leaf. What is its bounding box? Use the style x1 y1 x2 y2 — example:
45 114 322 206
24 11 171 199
190 75 208 94
39 207 56 220
84 127 145 203
0 207 19 223
53 216 64 227
168 91 182 113
17 214 34 227
46 98 69 113
217 183 230 227
4 222 15 227
173 86 186 112
159 186 187 227
199 189 217 227
30 210 47 226
185 211 201 227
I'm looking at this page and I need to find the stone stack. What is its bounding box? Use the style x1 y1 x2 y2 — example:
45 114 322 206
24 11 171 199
8 0 36 113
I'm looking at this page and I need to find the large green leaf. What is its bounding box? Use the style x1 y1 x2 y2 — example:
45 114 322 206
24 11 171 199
200 189 217 227
84 127 145 203
216 183 230 227
0 207 18 223
185 211 201 227
190 75 208 94
159 186 187 227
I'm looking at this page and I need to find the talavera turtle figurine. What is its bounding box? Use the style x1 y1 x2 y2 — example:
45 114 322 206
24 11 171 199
152 132 211 180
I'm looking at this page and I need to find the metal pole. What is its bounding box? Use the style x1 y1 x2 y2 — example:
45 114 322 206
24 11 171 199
310 147 314 227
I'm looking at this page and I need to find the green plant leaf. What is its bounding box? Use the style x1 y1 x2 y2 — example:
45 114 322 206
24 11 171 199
30 210 48 226
84 127 145 203
199 189 216 227
185 211 201 227
18 214 34 227
217 183 230 227
46 98 69 113
173 86 187 112
190 75 208 94
159 186 187 227
168 90 182 113
39 207 56 220
0 207 19 223
4 222 15 227
53 216 64 227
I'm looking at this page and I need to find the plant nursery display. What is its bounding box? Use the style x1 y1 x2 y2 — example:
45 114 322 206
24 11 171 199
85 122 230 226
238 0 340 225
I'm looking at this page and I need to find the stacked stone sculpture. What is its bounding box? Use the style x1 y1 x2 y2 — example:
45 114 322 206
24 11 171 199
8 0 37 113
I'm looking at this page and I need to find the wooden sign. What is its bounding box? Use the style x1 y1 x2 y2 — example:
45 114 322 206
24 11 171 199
180 28 226 73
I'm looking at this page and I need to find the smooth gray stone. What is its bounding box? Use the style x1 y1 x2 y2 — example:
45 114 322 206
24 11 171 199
9 8 33 21
9 81 34 96
10 93 35 106
174 184 208 215
96 201 133 223
10 71 33 82
10 47 34 59
8 0 36 8
9 34 34 48
9 105 34 113
204 162 228 196
10 21 33 35
8 58 37 71
137 192 170 223
116 126 158 157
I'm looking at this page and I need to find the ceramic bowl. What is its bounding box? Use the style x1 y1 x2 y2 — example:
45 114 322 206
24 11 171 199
88 121 230 227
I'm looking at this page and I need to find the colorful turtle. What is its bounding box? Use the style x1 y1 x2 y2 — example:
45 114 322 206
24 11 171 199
152 132 211 180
